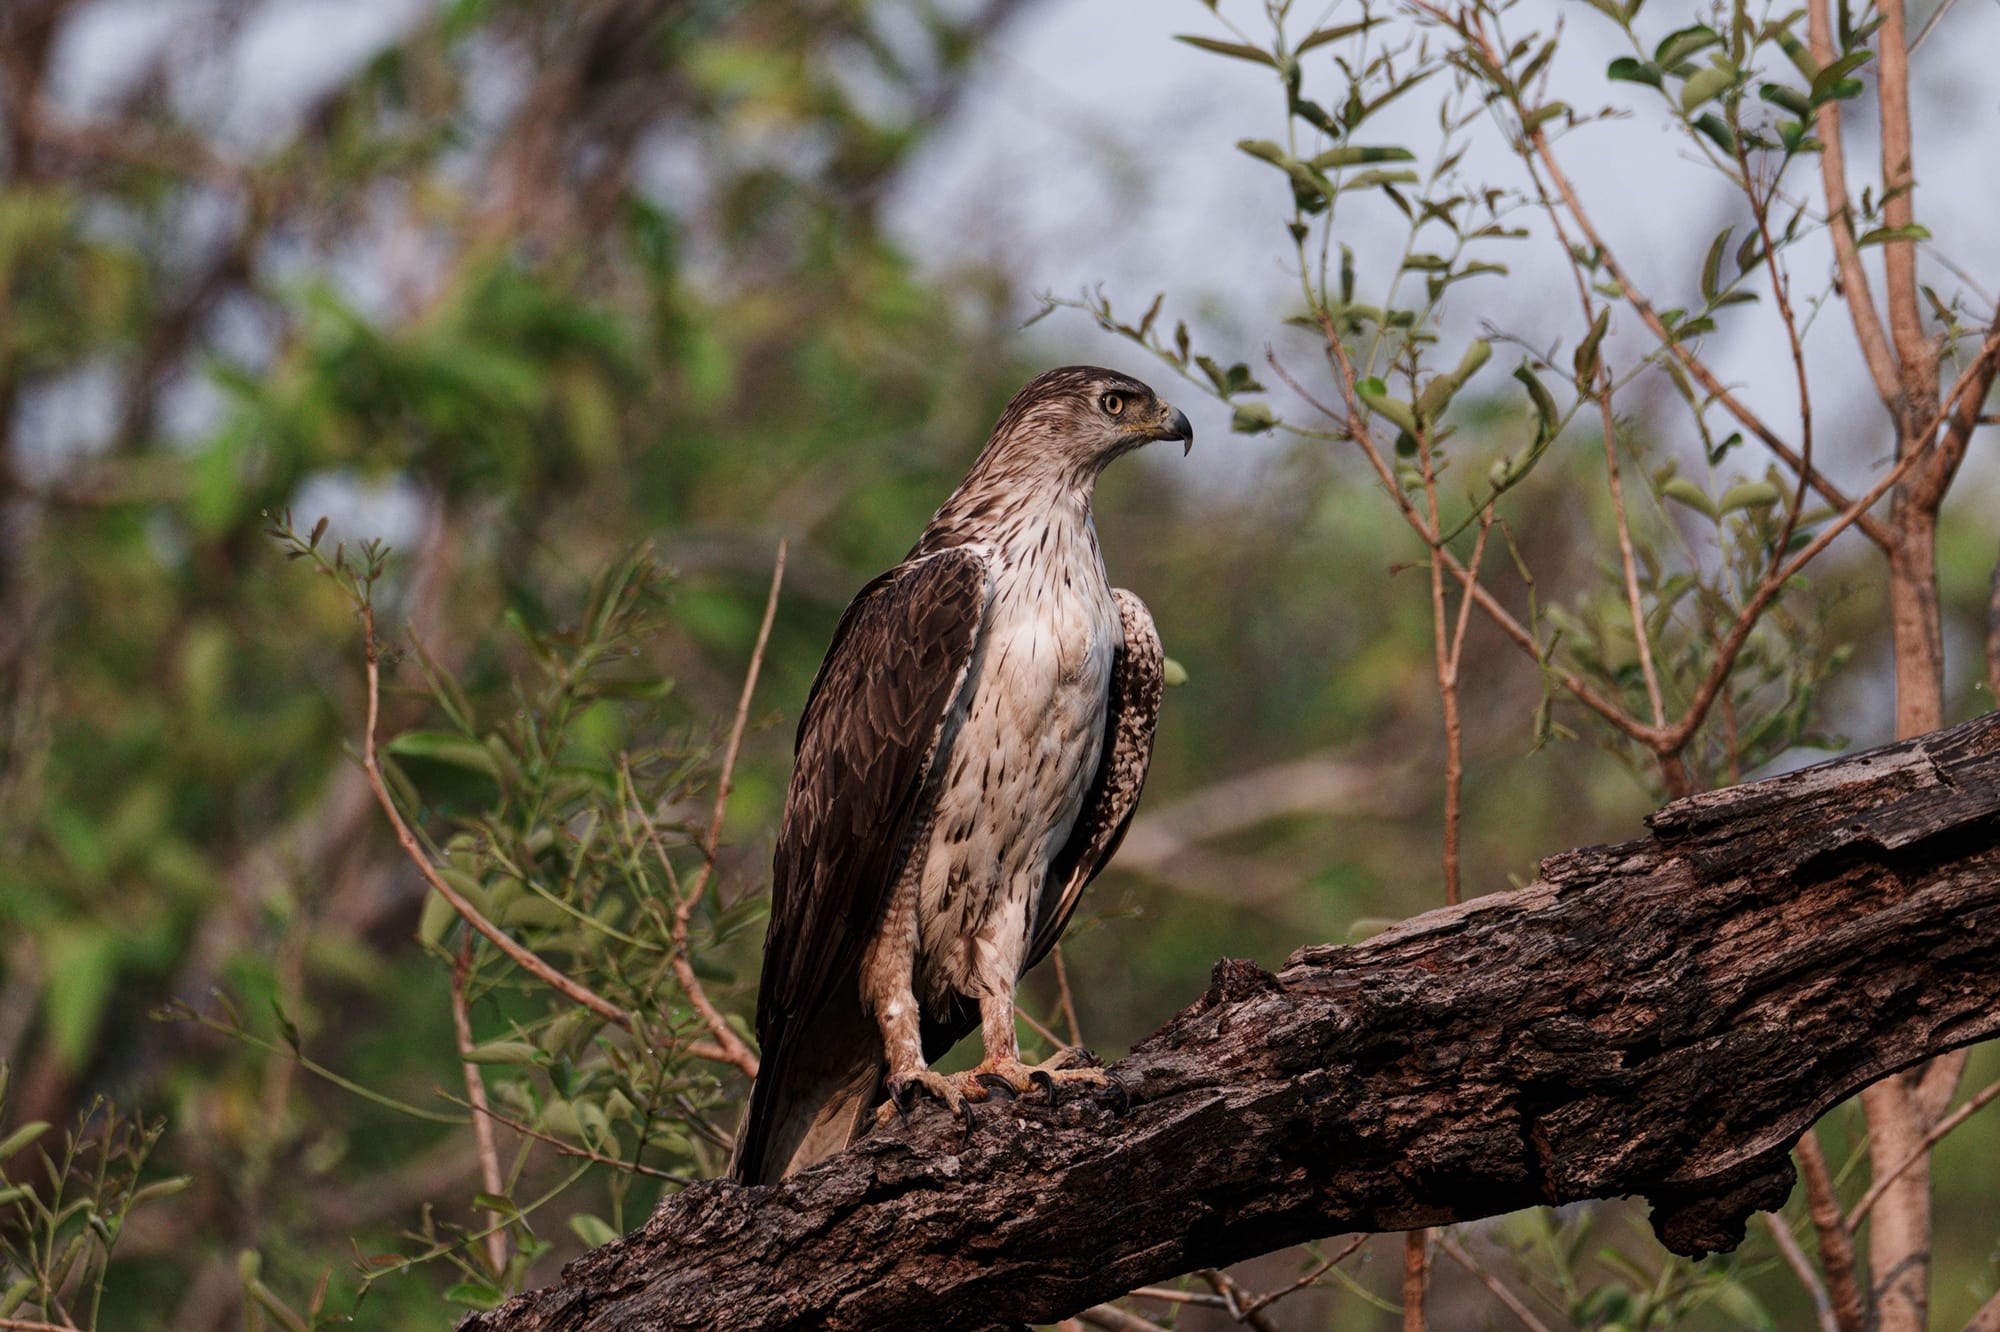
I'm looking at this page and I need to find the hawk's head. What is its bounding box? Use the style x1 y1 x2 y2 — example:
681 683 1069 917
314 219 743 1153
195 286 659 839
980 366 1193 482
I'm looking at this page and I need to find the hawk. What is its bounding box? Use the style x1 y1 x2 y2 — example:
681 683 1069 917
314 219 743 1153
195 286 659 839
729 366 1189 1186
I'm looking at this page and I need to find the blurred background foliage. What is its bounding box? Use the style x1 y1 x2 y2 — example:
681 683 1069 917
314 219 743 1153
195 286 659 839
0 0 1995 1329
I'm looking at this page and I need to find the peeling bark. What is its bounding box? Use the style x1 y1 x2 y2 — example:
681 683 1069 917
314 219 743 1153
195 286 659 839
463 714 2000 1332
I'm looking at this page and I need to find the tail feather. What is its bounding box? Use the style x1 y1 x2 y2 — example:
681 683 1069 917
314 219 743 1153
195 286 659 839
730 1004 883 1186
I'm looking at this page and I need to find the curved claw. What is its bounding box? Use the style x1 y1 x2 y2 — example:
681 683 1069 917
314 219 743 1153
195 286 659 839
1028 1069 1059 1104
1102 1076 1130 1115
957 1096 979 1148
975 1072 1019 1102
1067 1046 1104 1070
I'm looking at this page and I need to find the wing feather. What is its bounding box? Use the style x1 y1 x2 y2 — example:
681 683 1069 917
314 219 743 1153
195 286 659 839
733 547 988 1182
1026 588 1165 972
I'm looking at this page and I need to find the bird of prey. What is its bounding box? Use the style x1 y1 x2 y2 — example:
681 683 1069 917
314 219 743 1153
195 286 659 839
729 366 1189 1186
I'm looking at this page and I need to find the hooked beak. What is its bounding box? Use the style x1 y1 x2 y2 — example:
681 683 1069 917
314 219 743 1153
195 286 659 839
1154 401 1194 456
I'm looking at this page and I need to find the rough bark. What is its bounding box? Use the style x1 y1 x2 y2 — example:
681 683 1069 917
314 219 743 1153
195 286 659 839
463 714 2000 1332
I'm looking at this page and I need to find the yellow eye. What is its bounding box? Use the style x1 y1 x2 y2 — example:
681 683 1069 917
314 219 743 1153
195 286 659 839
1101 392 1126 417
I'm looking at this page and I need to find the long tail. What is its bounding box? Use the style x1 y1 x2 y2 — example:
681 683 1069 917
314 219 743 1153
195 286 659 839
729 1004 883 1186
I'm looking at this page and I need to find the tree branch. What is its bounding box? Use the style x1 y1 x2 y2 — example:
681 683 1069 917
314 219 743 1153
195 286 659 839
460 713 2000 1332
1807 0 1903 406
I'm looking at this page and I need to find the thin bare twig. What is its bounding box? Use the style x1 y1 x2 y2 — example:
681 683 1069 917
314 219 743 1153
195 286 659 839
1987 540 2000 702
1434 507 1493 902
1078 1306 1171 1332
1014 1002 1069 1053
1849 1075 2000 1228
1874 0 1927 390
1761 1212 1841 1332
1806 0 1902 405
1402 1229 1430 1332
694 540 789 881
1305 325 1648 743
1736 134 1818 584
360 602 632 1029
1413 0 1891 549
634 540 786 1082
1126 1285 1227 1308
1194 1269 1280 1332
1796 1130 1869 1332
458 1098 692 1184
1051 944 1084 1049
453 939 510 1275
630 783 759 1078
1438 1231 1556 1332
1238 1234 1369 1318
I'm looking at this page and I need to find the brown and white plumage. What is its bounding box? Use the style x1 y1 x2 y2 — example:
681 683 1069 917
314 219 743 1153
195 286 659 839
730 366 1187 1186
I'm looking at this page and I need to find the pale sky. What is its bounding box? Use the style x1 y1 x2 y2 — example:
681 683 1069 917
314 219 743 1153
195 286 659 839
885 0 2000 502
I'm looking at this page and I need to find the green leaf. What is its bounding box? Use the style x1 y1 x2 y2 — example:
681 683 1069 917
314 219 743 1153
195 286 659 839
1355 380 1418 436
1234 138 1290 167
1607 58 1663 88
1719 480 1783 512
1654 24 1722 69
43 927 120 1070
1521 101 1569 134
0 1121 50 1164
1692 113 1735 153
1229 402 1278 434
463 1040 543 1065
419 887 460 948
1735 229 1764 275
1700 228 1732 301
1177 35 1278 67
444 1281 505 1311
1810 49 1874 104
1418 339 1492 421
1773 27 1818 83
570 1213 621 1248
129 1175 194 1208
1660 477 1719 520
1308 145 1416 170
1195 353 1230 394
1758 82 1812 116
1679 63 1735 112
1573 308 1611 384
1513 363 1560 439
1295 19 1379 53
1223 362 1264 393
1345 168 1421 190
385 730 502 778
1856 223 1931 248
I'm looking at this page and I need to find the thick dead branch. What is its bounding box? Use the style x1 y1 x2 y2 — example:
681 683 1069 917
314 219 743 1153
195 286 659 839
463 714 2000 1332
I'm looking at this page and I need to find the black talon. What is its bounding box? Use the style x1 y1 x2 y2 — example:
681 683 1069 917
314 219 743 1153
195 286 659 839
889 1080 915 1127
957 1097 979 1148
1029 1069 1058 1104
975 1072 1018 1101
1069 1046 1103 1069
1103 1077 1130 1115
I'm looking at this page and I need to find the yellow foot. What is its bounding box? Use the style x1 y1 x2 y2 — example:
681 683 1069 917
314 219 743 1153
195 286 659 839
963 1051 1121 1109
873 1067 978 1136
